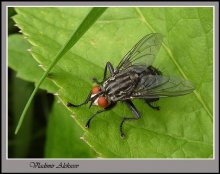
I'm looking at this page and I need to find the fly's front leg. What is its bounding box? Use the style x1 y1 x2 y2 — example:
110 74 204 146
67 91 92 107
92 62 114 84
86 102 116 128
120 100 141 139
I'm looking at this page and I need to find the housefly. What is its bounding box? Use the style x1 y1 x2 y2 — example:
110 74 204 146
67 33 195 138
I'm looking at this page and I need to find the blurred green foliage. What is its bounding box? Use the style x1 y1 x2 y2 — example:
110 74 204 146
8 7 54 158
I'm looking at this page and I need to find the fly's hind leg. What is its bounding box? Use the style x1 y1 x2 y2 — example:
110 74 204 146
144 98 160 110
92 62 114 84
120 100 141 139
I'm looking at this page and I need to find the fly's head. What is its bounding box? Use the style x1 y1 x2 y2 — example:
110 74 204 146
90 85 110 108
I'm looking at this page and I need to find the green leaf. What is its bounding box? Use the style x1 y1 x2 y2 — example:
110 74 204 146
11 7 213 158
8 34 58 93
13 7 107 135
8 35 97 158
45 98 96 158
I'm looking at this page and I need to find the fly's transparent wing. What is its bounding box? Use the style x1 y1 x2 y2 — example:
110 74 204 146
130 75 195 99
116 33 163 72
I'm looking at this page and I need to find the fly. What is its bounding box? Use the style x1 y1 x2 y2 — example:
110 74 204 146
67 33 195 139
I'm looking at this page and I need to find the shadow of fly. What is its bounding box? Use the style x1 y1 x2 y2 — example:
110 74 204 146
67 33 195 139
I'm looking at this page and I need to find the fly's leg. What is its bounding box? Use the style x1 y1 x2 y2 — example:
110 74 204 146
147 102 160 110
85 102 116 128
92 62 114 84
144 98 160 110
120 100 141 139
67 91 92 107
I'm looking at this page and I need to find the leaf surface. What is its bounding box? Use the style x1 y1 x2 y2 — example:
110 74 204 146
8 35 96 158
11 7 213 158
8 34 58 93
45 99 96 158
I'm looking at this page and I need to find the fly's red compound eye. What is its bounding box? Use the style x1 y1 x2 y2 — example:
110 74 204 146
98 96 108 108
92 85 101 94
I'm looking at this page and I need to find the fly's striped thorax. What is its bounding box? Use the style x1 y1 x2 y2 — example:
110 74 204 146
103 71 139 101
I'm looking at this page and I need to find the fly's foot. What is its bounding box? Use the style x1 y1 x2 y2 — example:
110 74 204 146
67 102 75 107
85 121 90 129
120 132 125 139
155 106 160 111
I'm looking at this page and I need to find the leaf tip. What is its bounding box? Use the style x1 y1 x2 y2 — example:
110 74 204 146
23 35 28 39
53 92 59 96
70 114 75 119
14 128 18 135
38 64 44 68
80 136 85 140
27 48 32 52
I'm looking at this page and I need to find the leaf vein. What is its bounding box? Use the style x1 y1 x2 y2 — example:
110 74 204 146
135 7 213 121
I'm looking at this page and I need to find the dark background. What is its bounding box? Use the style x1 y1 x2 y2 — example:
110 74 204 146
8 7 54 158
